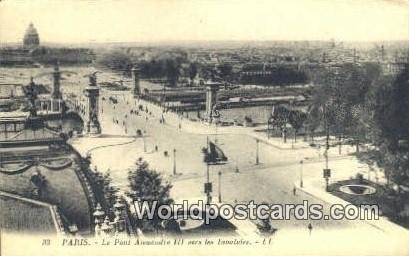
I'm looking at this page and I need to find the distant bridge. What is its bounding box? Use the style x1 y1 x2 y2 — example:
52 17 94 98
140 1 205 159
34 65 142 135
14 64 100 135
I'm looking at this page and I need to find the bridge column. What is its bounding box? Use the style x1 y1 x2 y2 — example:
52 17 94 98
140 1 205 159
83 74 101 135
52 62 62 100
50 62 65 114
59 99 63 113
205 83 219 123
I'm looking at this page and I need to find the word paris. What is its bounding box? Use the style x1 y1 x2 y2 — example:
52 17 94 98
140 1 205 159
60 238 252 246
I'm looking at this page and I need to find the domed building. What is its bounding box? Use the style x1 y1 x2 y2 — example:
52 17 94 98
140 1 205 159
23 23 40 48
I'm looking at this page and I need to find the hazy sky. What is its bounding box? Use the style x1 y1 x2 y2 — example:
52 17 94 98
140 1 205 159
1 0 409 43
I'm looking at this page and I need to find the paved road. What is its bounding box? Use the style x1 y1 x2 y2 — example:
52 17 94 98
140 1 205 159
91 91 383 233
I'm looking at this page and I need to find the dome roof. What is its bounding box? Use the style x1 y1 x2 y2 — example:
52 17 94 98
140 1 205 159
25 23 38 36
23 23 40 48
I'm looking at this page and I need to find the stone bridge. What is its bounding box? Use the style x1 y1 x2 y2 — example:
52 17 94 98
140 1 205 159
37 64 141 136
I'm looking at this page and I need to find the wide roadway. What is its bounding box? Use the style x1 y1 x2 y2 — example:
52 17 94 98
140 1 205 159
97 91 382 232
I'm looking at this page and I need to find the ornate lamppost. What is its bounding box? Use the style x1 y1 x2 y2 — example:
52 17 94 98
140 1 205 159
300 159 304 188
173 148 177 175
202 139 212 205
218 171 222 203
322 103 331 191
93 203 105 236
256 139 260 165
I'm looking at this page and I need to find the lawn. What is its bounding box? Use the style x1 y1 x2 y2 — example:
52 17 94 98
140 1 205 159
0 194 56 234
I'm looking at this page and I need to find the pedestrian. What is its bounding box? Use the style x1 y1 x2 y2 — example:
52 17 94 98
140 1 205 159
293 186 296 196
308 223 313 235
155 145 158 152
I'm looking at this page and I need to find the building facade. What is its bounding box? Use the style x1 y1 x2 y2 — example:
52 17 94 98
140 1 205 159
23 23 40 49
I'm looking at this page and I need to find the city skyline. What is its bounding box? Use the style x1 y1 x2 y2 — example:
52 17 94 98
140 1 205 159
1 0 409 44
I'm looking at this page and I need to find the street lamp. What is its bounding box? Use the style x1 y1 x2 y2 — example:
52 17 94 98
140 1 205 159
322 103 331 191
205 162 212 205
267 106 274 140
203 138 212 205
256 139 260 165
218 171 222 203
173 148 177 175
267 118 270 139
215 124 218 144
143 130 147 152
300 159 304 188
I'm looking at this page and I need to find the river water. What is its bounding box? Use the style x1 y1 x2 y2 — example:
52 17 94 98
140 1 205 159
1 66 300 125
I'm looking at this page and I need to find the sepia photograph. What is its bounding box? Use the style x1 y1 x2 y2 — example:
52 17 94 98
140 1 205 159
0 0 408 255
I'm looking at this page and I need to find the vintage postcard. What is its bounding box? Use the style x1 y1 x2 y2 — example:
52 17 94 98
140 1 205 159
0 0 408 255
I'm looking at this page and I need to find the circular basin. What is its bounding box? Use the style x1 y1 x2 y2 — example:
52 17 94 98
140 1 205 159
339 184 376 195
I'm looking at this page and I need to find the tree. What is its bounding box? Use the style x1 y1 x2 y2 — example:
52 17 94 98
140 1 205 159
165 59 181 87
370 65 409 187
127 158 173 231
272 106 291 143
374 68 409 149
30 170 47 199
87 166 119 218
307 63 379 151
139 59 166 78
304 104 322 142
348 104 370 152
188 62 198 85
288 110 307 142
